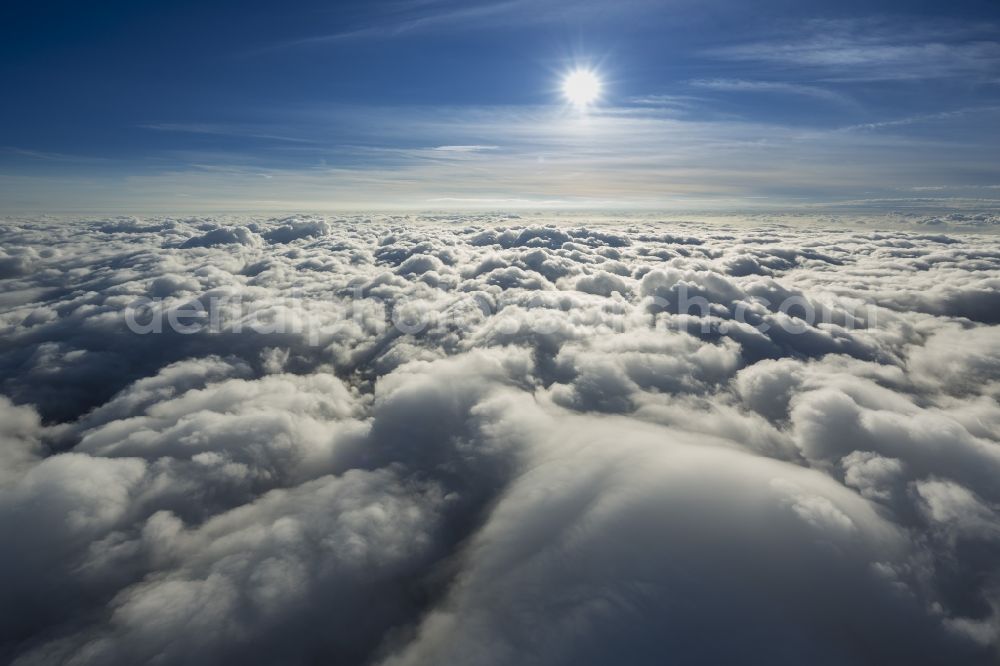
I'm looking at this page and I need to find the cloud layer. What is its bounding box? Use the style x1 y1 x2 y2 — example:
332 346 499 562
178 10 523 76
1 213 1000 665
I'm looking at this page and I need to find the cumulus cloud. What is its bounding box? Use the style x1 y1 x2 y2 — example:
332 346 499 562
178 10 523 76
1 213 1000 665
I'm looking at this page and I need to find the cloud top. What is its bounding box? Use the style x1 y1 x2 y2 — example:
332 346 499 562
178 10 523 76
1 213 999 665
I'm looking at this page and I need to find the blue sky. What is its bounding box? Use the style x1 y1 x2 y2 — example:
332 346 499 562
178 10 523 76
2 0 999 212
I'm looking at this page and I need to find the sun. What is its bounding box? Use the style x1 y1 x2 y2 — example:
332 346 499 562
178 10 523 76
562 69 602 107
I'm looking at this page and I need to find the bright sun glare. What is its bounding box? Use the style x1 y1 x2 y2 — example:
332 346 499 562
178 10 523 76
562 69 601 107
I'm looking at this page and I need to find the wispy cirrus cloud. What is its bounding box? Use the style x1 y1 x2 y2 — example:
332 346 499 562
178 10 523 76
0 146 109 164
270 0 531 47
707 18 1000 82
626 94 710 111
690 78 856 107
838 105 1000 132
261 0 674 51
140 123 317 145
431 144 500 152
6 101 1000 212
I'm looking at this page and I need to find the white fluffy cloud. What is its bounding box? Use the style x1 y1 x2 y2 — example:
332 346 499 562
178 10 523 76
1 213 999 665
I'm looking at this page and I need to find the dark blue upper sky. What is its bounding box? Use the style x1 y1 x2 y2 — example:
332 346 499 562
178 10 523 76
2 0 999 211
